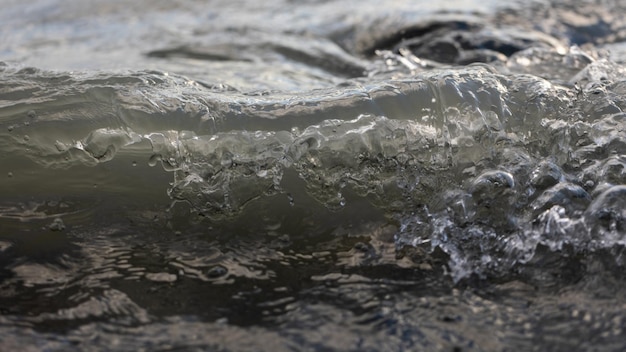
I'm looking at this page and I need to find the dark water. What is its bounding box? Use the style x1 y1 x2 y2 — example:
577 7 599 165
1 0 626 350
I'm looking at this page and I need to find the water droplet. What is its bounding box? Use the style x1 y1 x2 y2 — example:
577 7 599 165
49 218 65 231
287 193 295 206
339 195 346 207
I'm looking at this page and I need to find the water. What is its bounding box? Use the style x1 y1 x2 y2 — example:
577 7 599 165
1 0 626 350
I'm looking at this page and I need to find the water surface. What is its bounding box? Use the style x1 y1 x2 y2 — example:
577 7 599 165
1 0 626 350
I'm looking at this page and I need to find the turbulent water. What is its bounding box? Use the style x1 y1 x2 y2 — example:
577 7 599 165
1 0 626 350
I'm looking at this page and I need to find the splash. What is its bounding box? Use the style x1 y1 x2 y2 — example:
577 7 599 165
2 47 624 281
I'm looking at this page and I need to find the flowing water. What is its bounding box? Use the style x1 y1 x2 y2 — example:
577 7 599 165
1 0 626 350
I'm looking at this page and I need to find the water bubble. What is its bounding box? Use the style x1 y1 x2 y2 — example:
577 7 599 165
23 135 30 142
132 161 137 167
7 172 13 178
148 154 161 167
27 110 36 118
531 183 590 216
600 157 626 184
7 125 14 132
530 161 562 189
470 170 515 203
584 185 626 232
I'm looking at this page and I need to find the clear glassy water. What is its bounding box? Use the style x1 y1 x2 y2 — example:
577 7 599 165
1 0 626 350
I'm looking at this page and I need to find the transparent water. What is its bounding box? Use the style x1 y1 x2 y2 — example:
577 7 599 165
1 0 626 350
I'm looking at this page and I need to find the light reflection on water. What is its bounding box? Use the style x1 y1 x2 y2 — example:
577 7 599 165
1 0 626 350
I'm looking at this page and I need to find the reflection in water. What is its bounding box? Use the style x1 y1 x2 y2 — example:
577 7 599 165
1 0 626 350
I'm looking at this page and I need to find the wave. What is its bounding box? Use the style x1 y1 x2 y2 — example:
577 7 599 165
2 45 625 281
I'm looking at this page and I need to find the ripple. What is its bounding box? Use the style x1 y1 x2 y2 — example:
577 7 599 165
1 1 626 350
